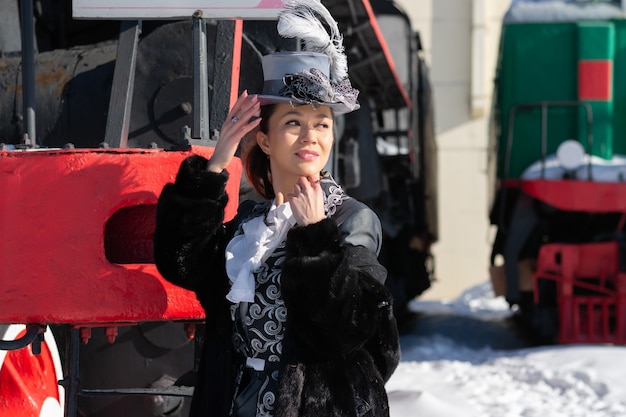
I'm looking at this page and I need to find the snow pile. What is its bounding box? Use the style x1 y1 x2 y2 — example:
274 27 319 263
386 281 626 417
407 280 512 320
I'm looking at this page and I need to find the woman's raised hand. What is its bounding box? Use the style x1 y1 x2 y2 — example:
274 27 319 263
207 91 261 173
278 176 325 226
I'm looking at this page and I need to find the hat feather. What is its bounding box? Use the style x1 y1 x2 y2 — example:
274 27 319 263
277 0 348 83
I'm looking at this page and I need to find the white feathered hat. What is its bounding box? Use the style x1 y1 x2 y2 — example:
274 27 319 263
257 0 360 115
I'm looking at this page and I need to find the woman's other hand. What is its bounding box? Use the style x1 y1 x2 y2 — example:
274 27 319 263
278 176 325 226
207 91 261 173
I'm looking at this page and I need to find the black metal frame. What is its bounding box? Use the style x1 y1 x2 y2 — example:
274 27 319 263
498 100 595 303
59 328 195 417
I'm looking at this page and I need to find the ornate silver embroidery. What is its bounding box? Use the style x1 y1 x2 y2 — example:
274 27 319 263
259 385 276 417
321 172 349 217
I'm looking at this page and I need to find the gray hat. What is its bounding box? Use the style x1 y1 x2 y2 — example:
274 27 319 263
257 51 360 115
256 1 360 115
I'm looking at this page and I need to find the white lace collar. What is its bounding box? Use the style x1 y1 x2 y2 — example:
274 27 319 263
224 200 296 303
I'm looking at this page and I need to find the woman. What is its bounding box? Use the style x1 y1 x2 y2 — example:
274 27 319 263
154 1 400 416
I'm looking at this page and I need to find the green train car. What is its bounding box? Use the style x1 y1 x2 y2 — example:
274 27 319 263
488 0 626 344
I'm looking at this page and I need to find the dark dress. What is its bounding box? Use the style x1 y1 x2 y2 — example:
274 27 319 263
154 155 400 417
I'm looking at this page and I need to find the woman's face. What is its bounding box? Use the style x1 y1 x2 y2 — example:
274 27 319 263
257 103 334 182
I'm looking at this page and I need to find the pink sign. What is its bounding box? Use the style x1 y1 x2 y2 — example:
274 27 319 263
73 0 287 20
258 0 285 7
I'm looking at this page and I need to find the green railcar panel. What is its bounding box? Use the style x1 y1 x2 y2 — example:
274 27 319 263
612 20 626 156
496 21 620 179
578 22 614 60
498 23 578 179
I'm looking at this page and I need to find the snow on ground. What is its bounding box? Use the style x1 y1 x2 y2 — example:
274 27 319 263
386 282 626 417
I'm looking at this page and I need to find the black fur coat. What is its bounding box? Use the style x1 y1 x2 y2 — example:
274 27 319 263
154 155 400 417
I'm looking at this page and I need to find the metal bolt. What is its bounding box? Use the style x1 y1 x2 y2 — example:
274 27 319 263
180 102 192 114
181 125 192 141
105 327 118 344
79 327 92 344
184 323 196 340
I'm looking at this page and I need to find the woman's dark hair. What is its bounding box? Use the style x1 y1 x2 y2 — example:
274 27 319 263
243 104 276 200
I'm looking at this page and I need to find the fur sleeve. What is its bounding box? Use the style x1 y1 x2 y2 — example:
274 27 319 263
153 155 231 312
281 209 398 369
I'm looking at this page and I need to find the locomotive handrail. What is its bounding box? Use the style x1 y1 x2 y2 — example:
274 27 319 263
500 100 594 233
80 386 194 397
0 324 44 352
505 101 594 183
533 272 615 305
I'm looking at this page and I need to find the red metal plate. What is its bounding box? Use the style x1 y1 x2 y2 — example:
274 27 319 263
521 179 626 213
0 147 241 325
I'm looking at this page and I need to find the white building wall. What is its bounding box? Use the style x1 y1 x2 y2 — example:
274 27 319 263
393 0 512 300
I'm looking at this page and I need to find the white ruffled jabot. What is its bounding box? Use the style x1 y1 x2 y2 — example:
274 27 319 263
225 200 297 304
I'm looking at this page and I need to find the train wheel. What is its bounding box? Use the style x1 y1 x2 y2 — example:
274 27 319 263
0 325 65 417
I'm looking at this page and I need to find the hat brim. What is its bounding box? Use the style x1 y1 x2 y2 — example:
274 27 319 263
257 95 359 116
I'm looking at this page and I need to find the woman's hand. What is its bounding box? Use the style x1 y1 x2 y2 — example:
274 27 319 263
277 176 325 226
207 90 261 173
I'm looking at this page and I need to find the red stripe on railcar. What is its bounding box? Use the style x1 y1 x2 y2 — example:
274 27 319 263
578 60 612 101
